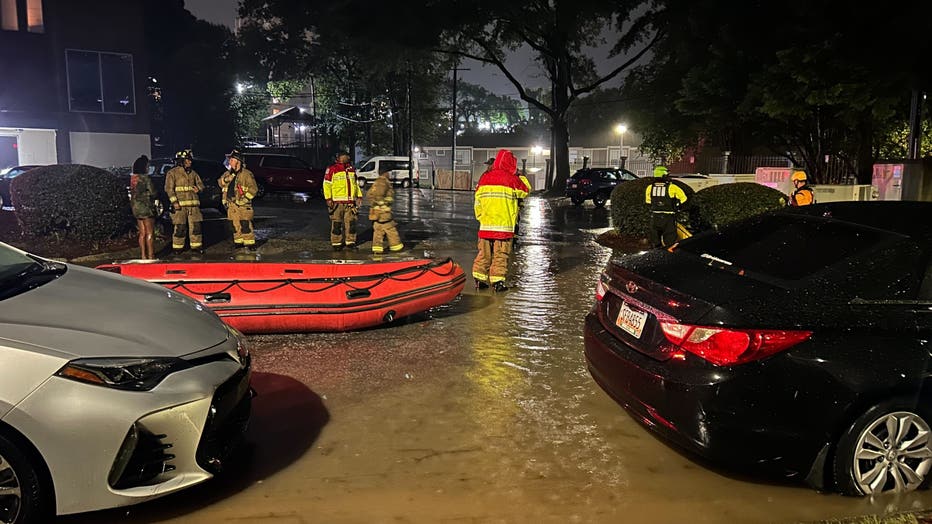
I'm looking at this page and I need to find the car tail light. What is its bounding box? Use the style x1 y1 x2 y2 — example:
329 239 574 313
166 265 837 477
659 322 812 366
580 179 592 185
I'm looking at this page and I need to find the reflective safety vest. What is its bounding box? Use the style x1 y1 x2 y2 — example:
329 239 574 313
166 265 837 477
645 180 687 214
324 162 362 203
475 170 526 240
165 166 204 207
791 186 815 206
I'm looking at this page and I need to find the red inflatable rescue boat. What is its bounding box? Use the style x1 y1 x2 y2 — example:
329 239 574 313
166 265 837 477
96 258 466 333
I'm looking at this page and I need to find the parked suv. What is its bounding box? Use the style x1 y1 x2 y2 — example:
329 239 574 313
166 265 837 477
565 167 638 207
243 153 324 198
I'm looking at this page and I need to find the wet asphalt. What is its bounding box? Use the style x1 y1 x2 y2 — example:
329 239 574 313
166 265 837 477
59 189 932 523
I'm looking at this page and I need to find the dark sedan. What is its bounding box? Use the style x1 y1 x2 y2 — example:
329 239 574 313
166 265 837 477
0 165 42 210
565 167 637 207
584 201 932 496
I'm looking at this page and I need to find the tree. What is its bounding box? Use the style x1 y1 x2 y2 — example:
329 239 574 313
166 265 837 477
437 0 662 192
623 0 932 182
143 0 238 158
237 0 453 160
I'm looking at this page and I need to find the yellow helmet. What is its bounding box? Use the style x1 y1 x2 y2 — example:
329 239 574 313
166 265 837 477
791 170 807 183
653 166 668 178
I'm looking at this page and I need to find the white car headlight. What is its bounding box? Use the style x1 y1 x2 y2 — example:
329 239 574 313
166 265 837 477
56 357 190 391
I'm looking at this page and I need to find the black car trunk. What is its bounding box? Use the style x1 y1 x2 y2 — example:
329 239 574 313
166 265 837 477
600 250 794 361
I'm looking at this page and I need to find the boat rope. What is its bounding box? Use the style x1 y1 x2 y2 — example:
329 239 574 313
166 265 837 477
161 258 460 298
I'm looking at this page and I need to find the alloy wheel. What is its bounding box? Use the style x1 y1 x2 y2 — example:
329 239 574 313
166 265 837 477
853 411 932 495
0 452 22 524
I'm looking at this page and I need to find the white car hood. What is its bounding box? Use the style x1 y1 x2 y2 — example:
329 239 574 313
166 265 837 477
0 264 229 359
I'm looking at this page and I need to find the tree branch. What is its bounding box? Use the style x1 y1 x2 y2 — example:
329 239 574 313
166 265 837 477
570 30 664 100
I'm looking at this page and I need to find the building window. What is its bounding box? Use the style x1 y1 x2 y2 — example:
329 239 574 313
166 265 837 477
66 50 136 114
26 0 42 32
1 0 17 31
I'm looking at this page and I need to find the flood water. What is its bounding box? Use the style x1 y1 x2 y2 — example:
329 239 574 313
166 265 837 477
62 191 932 523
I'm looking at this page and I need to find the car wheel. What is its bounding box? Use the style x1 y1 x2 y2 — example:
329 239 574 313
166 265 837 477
0 432 50 524
255 182 266 199
593 193 608 207
401 179 411 188
570 196 584 206
833 402 932 496
357 178 367 189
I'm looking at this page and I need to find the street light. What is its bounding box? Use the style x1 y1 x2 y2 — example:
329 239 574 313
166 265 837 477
614 123 628 148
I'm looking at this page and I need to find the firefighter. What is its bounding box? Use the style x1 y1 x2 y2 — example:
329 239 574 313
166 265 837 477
219 149 259 251
644 165 688 249
366 165 403 253
473 149 530 292
165 149 205 254
324 152 362 250
789 170 815 206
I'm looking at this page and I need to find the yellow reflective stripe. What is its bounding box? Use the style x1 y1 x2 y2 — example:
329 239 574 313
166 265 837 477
190 243 203 248
174 186 196 191
372 246 385 253
169 196 178 203
480 225 516 232
243 239 256 245
489 276 505 283
244 192 254 199
472 271 488 280
178 200 199 206
389 244 404 251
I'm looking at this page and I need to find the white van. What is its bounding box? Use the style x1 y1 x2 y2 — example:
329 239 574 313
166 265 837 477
356 156 420 188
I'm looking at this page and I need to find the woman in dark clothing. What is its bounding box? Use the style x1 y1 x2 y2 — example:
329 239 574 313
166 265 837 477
130 155 158 259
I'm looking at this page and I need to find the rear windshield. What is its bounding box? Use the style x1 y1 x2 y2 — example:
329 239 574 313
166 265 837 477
677 214 895 280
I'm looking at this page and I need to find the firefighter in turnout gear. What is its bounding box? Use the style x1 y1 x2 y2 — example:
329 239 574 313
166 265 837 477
789 170 815 206
472 149 530 292
644 165 688 249
165 149 205 253
366 165 403 253
324 152 363 250
220 149 259 251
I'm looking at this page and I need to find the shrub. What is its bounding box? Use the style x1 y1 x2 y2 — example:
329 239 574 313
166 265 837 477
12 164 133 241
610 177 697 238
692 183 788 231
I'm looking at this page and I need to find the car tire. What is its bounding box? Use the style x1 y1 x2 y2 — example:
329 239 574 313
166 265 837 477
593 193 608 208
0 431 51 524
570 196 584 206
832 400 932 496
255 182 266 200
357 178 367 189
401 179 411 189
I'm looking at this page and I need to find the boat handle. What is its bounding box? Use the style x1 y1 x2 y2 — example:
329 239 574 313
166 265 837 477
166 269 186 275
204 293 231 303
346 289 372 300
284 269 303 274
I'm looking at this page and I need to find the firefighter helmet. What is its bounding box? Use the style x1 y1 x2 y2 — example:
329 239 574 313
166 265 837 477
653 165 669 178
791 170 807 183
175 149 193 163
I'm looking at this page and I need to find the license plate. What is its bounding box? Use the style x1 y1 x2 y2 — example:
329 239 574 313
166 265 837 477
616 302 648 339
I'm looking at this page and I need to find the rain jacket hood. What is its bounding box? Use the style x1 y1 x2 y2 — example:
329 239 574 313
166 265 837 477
491 149 517 175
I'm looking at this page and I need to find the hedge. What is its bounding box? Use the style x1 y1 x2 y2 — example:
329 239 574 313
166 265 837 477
610 179 789 240
610 177 697 238
11 164 134 241
692 183 788 231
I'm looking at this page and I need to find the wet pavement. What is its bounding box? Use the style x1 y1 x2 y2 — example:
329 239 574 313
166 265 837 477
62 190 932 523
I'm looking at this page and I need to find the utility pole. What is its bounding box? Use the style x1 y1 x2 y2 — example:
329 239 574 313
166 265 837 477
907 90 924 160
406 63 414 190
451 64 470 179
